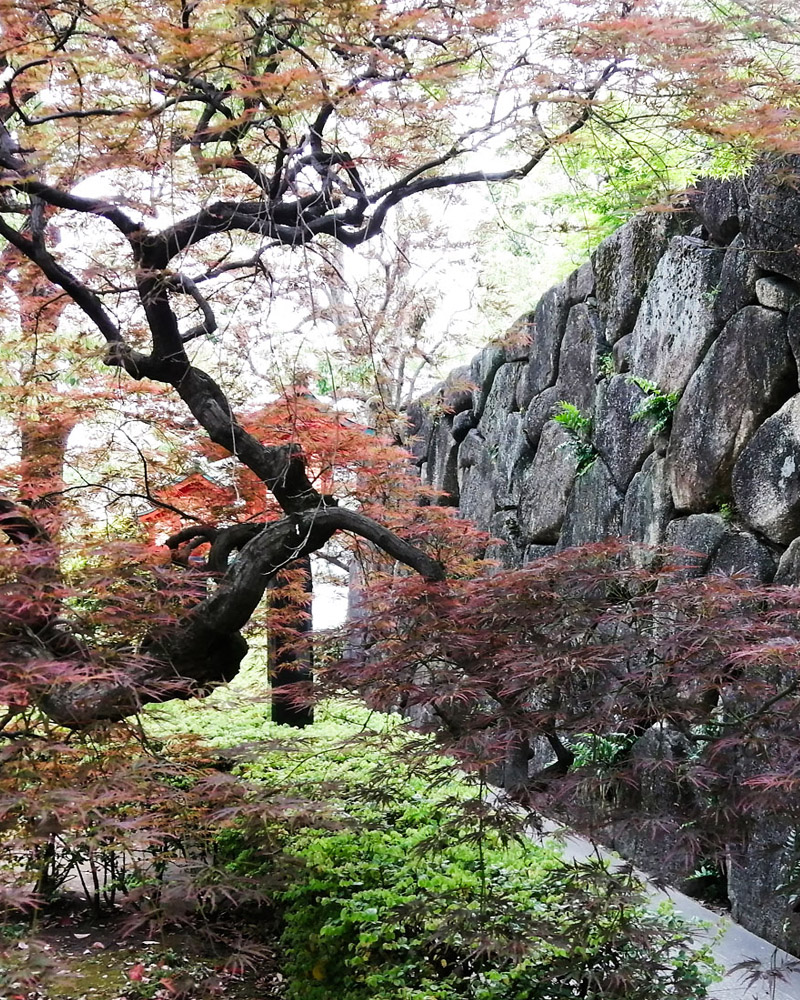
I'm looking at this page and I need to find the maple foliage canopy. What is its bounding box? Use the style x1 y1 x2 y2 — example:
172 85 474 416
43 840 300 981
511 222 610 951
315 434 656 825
2 0 800 725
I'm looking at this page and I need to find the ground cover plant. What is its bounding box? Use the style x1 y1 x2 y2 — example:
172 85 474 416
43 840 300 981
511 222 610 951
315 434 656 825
151 702 722 1000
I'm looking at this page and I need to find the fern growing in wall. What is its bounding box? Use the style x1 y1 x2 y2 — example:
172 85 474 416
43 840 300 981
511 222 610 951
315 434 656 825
627 375 680 435
553 401 597 476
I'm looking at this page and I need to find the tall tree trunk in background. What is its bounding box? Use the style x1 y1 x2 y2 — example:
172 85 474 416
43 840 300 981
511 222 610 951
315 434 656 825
268 556 314 727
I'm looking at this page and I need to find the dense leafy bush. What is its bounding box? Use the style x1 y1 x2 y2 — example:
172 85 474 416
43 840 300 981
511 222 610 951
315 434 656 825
156 704 720 1000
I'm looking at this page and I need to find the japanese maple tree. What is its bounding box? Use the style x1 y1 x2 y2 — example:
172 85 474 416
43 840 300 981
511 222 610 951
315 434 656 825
1 0 800 728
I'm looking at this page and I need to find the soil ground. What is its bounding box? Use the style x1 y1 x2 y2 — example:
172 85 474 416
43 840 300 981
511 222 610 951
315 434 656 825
1 898 286 1000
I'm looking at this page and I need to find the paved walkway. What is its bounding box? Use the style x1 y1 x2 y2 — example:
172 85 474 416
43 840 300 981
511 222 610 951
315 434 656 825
539 826 800 1000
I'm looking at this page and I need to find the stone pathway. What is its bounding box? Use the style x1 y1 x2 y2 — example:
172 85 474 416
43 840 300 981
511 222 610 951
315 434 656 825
544 826 800 1000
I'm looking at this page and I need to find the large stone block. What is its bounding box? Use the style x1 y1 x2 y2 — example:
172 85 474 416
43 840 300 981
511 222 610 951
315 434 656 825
486 510 525 571
492 412 529 508
592 211 679 344
668 306 793 511
477 361 525 446
664 514 728 577
522 385 561 451
557 457 624 549
422 416 459 505
518 422 577 543
728 819 800 955
470 345 507 421
732 394 800 544
740 155 800 282
622 454 675 564
628 236 725 395
518 281 571 408
593 375 655 490
457 429 496 532
712 233 760 326
775 536 800 584
708 530 777 583
687 176 743 243
555 302 604 412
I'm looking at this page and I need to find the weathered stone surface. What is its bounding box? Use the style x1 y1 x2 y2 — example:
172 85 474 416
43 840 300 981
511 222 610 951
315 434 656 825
523 543 556 564
477 362 525 446
622 454 674 566
502 312 533 362
493 413 528 508
518 422 577 543
628 236 725 395
522 385 560 451
557 458 624 550
457 429 496 532
593 375 654 490
441 364 473 415
486 511 525 571
470 344 507 421
451 408 476 443
567 259 595 302
612 333 631 373
592 211 679 344
775 536 800 584
708 530 776 582
405 398 433 464
422 416 459 505
740 155 800 282
755 276 800 312
518 281 571 408
668 306 793 511
687 176 743 243
713 233 760 326
664 514 728 577
732 394 800 544
728 820 800 954
555 303 604 412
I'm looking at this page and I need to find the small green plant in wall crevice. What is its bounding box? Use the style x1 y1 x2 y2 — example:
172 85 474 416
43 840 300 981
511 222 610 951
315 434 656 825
553 401 597 476
626 375 680 435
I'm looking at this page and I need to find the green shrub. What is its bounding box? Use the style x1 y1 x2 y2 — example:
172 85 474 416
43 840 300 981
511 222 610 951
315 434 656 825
148 704 719 999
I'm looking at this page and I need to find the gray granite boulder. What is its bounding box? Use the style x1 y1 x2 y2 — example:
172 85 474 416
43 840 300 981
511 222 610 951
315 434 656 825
477 361 525 446
470 344 507 421
557 457 624 549
451 408 476 443
687 176 743 243
732 394 800 544
523 543 557 564
668 306 793 511
457 429 496 532
628 236 725 395
775 537 800 584
522 385 561 451
622 454 675 567
493 412 529 508
518 422 577 543
593 211 679 344
555 302 604 411
518 281 571 408
485 511 525 571
422 416 459 505
756 276 800 312
713 233 760 326
740 155 800 282
708 530 776 582
664 514 729 577
593 375 655 490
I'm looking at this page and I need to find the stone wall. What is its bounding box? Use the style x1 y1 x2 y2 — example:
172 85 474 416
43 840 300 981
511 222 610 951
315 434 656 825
407 160 800 952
